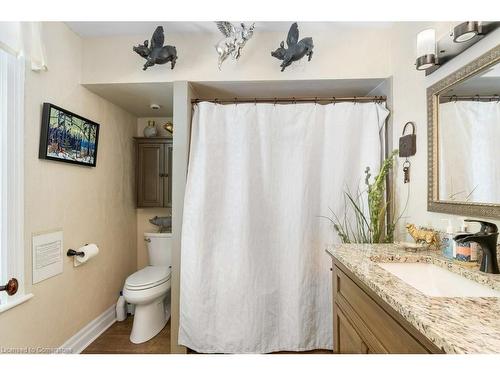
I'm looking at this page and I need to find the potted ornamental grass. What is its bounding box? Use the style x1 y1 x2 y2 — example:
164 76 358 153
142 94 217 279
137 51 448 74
323 150 405 244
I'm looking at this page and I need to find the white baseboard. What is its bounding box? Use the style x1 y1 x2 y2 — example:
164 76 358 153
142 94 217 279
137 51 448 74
60 305 116 354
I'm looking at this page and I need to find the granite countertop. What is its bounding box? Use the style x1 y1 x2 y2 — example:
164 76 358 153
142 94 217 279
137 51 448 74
326 243 500 354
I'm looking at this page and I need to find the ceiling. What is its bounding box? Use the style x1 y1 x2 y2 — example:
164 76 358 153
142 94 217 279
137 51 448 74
83 82 173 117
66 21 393 37
82 79 386 117
191 79 387 99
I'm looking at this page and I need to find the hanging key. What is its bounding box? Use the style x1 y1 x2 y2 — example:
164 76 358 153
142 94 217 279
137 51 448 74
403 159 411 184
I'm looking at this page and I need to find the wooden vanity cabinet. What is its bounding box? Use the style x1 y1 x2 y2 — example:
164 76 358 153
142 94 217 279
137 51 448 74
331 259 443 354
135 137 173 208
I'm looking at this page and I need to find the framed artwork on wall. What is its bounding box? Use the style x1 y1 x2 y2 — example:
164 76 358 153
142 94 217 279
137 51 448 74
39 103 100 167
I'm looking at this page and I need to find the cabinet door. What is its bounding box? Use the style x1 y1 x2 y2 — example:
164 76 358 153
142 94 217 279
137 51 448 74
335 306 369 354
163 142 173 208
137 143 164 207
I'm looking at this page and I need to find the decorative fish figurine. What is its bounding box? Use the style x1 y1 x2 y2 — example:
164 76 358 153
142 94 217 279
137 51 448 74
149 216 172 233
215 21 255 70
271 23 314 72
133 26 178 71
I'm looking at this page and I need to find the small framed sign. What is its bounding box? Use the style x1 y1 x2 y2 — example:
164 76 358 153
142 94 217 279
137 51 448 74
32 231 63 284
39 103 100 167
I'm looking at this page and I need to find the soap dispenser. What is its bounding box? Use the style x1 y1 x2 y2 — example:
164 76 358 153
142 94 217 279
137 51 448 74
441 219 455 259
455 218 471 262
454 220 499 274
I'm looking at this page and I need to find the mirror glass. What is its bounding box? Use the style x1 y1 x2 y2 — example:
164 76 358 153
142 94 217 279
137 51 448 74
437 61 500 204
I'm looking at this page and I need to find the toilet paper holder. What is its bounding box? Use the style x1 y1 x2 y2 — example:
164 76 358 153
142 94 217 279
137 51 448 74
67 243 89 257
67 243 99 267
67 249 85 257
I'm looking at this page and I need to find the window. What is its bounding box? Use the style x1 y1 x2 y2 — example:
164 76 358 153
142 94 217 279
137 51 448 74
0 48 30 312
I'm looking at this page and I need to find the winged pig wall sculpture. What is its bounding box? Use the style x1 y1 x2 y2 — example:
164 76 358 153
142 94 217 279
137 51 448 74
215 22 255 70
271 23 314 72
133 26 178 71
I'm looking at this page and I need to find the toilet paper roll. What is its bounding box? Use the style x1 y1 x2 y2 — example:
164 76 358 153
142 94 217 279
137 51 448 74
74 243 99 266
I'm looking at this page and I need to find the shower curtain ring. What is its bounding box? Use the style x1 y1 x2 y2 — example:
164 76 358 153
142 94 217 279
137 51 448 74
315 97 318 105
274 97 277 106
214 98 218 105
331 97 336 105
292 97 296 104
254 98 257 106
354 96 357 104
234 97 238 105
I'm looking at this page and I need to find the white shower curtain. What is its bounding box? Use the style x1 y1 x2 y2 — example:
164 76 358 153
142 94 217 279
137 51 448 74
179 101 389 353
439 101 500 203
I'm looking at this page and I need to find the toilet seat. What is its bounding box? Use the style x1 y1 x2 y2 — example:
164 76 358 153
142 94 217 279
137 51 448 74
125 266 171 291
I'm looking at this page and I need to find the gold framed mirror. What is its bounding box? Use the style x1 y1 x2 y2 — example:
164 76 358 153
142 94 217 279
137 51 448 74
428 44 500 218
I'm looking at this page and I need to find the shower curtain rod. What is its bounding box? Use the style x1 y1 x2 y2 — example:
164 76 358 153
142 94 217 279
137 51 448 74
191 96 386 104
441 94 500 102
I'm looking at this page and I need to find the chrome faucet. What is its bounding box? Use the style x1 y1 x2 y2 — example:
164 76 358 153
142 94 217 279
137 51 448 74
454 219 499 274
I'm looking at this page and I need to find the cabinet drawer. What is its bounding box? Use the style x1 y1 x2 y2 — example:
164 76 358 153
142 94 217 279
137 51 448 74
334 264 430 354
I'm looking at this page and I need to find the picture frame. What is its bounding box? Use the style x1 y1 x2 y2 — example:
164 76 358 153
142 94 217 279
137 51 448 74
39 103 100 167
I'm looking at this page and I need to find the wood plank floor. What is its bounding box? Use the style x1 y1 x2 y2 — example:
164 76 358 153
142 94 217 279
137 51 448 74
83 316 170 354
83 316 332 354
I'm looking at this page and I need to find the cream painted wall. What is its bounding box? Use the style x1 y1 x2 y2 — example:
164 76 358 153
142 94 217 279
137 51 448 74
81 21 499 234
81 26 393 83
0 22 137 348
170 81 196 353
136 117 172 269
79 23 500 352
390 24 500 239
2 21 497 350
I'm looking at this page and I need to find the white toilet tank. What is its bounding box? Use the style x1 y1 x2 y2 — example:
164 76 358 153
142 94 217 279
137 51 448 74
144 232 172 267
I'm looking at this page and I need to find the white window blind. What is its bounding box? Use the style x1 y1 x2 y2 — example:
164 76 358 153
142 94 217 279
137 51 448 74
0 48 26 309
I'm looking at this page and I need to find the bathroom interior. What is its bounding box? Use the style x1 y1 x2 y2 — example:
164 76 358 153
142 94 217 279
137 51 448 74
1 2 500 369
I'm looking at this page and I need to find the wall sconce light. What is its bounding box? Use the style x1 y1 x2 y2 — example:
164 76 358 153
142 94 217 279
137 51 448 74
415 22 499 75
453 21 481 43
416 29 437 71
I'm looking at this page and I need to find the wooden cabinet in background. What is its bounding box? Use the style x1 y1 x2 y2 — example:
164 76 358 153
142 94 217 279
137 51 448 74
135 137 172 208
331 259 443 354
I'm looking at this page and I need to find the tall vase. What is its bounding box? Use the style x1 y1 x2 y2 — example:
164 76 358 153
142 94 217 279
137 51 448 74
143 120 158 138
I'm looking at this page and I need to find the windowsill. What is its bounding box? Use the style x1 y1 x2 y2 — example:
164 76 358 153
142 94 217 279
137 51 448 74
0 293 34 314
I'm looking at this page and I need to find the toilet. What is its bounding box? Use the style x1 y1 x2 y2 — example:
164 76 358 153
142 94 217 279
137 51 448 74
123 232 172 344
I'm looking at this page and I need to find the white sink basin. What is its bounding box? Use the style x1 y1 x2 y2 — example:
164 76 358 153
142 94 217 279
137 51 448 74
377 263 500 298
